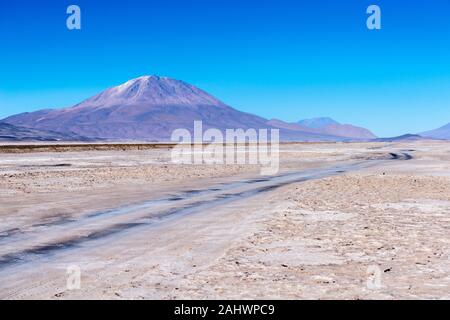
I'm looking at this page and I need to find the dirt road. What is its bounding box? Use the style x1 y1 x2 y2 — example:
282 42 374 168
0 142 448 299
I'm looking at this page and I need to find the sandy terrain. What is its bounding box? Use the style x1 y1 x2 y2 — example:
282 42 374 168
0 141 449 299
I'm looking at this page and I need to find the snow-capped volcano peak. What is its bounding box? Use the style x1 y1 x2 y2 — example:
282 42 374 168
116 75 167 91
1 76 377 141
72 75 225 109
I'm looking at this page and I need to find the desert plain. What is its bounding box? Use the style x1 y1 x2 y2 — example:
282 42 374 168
0 141 449 299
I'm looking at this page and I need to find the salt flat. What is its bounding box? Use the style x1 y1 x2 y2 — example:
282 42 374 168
0 141 449 299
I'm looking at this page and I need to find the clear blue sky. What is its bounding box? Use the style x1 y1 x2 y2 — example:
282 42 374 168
1 0 449 137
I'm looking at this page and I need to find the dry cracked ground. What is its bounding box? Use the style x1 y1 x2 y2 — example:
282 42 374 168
0 141 449 299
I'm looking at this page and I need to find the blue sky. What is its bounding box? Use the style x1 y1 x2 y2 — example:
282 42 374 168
1 0 449 136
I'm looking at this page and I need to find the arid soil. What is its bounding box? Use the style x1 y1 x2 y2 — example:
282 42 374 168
0 142 449 299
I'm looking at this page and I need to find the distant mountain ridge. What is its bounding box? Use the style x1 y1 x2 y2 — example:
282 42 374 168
268 117 377 140
373 134 426 142
297 117 339 129
2 75 376 142
0 122 89 142
420 123 450 140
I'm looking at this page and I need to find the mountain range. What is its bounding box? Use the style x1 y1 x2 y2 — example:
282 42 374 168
420 123 450 140
0 122 89 142
0 75 447 142
266 117 376 140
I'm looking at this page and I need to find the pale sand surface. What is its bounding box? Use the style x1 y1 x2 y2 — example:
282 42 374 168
0 141 449 299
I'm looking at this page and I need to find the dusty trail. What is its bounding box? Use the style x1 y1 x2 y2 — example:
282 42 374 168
0 147 422 299
0 153 408 272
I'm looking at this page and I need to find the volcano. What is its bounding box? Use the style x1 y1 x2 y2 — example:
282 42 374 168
2 76 372 141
